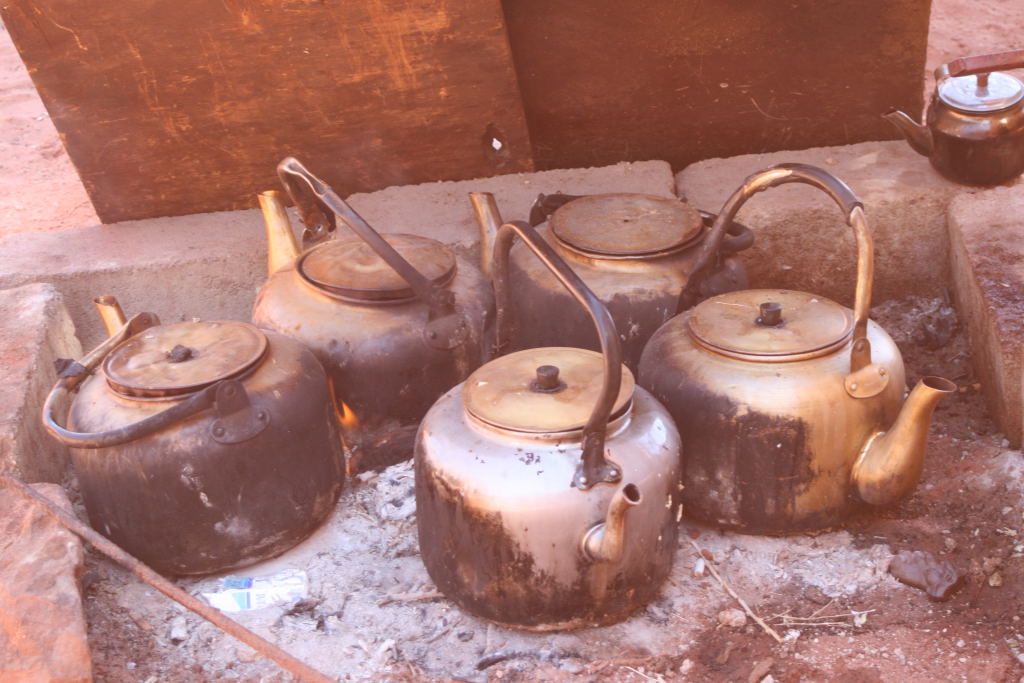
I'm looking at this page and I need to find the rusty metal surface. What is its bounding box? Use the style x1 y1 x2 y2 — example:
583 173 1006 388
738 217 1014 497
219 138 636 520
65 329 344 575
103 321 268 398
299 234 457 302
463 347 633 434
416 386 680 629
549 194 703 257
0 475 334 683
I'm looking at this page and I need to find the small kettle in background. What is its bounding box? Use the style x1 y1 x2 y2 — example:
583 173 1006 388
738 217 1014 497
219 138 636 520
886 48 1024 186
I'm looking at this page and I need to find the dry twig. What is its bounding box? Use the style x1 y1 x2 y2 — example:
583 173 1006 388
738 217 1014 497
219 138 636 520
686 539 783 643
377 590 443 607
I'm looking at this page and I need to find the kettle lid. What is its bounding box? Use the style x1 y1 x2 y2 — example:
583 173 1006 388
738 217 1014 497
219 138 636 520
688 289 854 361
550 194 703 257
103 321 268 398
299 233 456 301
463 347 634 433
938 72 1024 113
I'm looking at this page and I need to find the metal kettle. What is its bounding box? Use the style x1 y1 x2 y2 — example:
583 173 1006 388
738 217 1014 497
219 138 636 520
470 190 753 371
252 158 491 473
415 220 681 630
42 296 344 575
639 164 955 534
885 49 1024 186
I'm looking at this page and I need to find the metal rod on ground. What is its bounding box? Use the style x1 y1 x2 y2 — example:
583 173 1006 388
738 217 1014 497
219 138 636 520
0 475 335 683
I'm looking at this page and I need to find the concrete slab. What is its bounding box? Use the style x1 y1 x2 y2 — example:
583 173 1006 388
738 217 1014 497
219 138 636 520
0 283 82 483
948 186 1024 447
676 141 969 306
0 483 91 682
0 161 675 348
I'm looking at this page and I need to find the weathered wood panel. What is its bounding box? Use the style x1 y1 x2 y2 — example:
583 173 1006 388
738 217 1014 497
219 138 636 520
2 1 532 223
502 0 932 171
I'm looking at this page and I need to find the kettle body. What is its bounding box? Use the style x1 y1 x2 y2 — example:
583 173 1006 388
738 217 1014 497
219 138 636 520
416 220 682 630
472 193 752 371
44 299 344 575
253 159 491 472
639 164 954 534
641 294 904 532
416 376 680 629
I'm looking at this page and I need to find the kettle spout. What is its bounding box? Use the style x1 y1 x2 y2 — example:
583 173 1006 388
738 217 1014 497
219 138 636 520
259 190 301 276
93 295 127 337
582 483 641 564
883 110 934 158
469 192 503 278
852 377 956 506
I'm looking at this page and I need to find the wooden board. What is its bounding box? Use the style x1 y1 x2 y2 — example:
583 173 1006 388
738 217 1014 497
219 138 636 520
502 0 932 171
2 1 533 223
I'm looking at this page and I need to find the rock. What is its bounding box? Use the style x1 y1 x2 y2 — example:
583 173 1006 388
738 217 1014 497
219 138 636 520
0 283 82 482
0 483 91 681
988 571 1004 588
718 608 747 628
169 615 189 644
889 549 964 600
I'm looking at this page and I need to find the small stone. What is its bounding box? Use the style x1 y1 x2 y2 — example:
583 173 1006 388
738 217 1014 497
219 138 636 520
956 639 965 648
679 659 694 674
718 608 747 628
889 550 964 600
943 537 957 552
693 557 707 578
457 631 474 642
989 571 1004 587
169 615 188 644
701 549 715 562
803 586 831 605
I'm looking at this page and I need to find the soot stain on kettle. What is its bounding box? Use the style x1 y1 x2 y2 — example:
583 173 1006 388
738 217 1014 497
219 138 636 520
667 382 828 533
415 458 662 629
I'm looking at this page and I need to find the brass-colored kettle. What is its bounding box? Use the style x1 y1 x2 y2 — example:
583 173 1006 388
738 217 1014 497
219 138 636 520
415 220 682 630
639 164 955 534
885 49 1024 186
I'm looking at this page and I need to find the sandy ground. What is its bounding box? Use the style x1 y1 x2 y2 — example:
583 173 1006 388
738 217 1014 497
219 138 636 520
2 1 1024 236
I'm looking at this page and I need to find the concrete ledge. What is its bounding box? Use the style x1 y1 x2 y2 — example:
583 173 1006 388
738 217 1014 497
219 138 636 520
0 161 675 348
0 284 82 482
948 186 1024 447
676 141 966 306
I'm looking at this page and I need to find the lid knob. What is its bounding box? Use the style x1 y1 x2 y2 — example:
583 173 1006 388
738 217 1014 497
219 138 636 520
756 302 783 327
165 344 195 363
531 365 565 393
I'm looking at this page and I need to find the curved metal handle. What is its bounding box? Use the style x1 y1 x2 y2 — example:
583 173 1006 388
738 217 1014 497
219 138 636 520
42 312 189 448
938 49 1024 83
677 163 874 373
493 220 623 490
42 314 267 449
277 157 466 350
